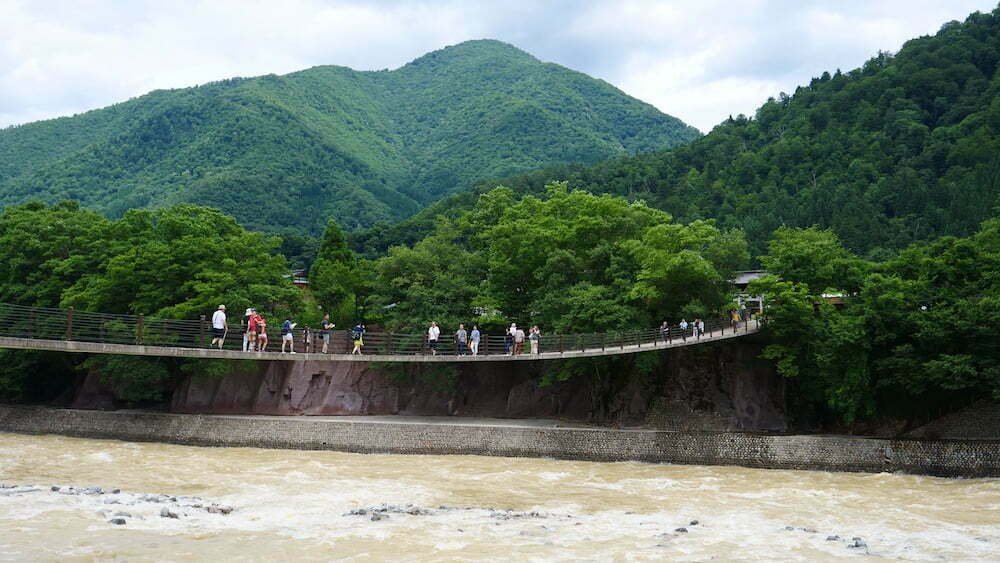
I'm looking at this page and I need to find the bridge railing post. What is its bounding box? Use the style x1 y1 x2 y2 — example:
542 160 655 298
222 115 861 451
559 334 564 354
65 306 74 341
136 314 144 345
199 315 206 347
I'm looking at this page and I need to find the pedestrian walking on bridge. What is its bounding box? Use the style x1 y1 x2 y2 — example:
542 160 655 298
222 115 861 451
210 305 227 350
456 324 468 356
470 325 481 356
529 325 541 355
320 314 334 354
427 321 440 355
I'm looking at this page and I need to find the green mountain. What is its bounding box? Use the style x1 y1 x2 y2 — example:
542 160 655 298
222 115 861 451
357 9 1000 259
0 40 699 234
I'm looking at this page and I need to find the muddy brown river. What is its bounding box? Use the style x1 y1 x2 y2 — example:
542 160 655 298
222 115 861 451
0 432 997 561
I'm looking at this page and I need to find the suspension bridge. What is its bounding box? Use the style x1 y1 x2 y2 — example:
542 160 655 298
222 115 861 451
0 303 761 363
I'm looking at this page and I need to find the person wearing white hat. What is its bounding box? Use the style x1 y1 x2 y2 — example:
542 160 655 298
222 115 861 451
242 308 253 351
211 305 228 350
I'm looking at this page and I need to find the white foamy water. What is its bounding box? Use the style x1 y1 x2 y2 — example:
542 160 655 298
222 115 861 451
0 432 997 561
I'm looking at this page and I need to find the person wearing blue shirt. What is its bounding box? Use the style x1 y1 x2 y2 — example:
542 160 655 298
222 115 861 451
280 318 297 354
470 325 481 356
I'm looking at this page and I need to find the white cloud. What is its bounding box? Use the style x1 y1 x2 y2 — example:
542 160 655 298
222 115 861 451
0 0 996 131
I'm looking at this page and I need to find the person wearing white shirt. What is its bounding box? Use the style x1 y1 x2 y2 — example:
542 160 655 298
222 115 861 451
427 321 441 355
211 305 227 350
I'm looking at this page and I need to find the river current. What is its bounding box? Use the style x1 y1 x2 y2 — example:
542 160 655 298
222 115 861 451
0 432 997 561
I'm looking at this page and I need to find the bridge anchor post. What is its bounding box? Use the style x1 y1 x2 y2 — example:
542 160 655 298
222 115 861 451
65 306 74 341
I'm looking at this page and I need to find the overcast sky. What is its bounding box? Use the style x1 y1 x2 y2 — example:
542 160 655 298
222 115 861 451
1 0 996 132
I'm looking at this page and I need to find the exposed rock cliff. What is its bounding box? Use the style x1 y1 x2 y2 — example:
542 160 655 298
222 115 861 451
167 340 786 432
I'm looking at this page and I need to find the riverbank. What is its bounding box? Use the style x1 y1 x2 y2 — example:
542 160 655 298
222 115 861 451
0 406 996 477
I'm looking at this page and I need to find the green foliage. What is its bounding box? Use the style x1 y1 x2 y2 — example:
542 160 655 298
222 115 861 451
60 204 301 319
362 183 747 332
360 9 1000 259
81 355 172 405
752 218 1000 426
0 350 77 403
761 227 868 293
309 220 367 324
0 201 303 405
0 40 698 236
0 201 113 307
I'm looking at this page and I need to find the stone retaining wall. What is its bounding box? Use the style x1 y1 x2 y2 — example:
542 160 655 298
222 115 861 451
0 406 996 477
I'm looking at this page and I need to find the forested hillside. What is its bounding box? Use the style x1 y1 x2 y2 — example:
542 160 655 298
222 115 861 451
357 9 1000 258
0 40 698 235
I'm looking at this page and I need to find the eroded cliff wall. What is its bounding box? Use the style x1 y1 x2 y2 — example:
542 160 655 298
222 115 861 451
165 339 785 431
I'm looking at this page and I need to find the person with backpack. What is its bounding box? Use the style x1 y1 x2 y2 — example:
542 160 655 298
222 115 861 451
513 325 526 355
351 323 365 355
280 317 297 354
505 324 515 356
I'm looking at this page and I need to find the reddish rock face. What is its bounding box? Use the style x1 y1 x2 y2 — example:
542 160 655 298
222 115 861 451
166 340 786 432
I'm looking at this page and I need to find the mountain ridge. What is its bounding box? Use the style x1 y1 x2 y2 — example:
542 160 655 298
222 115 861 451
0 39 700 233
353 10 1000 259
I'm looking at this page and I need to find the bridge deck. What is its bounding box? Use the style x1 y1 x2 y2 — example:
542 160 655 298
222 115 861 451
0 302 760 362
0 322 759 362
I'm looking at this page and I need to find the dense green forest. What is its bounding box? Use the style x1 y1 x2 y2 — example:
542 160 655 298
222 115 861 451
751 220 999 428
0 201 300 403
355 9 1000 259
0 40 698 236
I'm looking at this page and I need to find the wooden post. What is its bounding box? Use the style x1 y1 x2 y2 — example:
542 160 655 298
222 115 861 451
199 315 206 347
65 306 74 341
559 334 564 353
387 332 394 355
136 314 144 345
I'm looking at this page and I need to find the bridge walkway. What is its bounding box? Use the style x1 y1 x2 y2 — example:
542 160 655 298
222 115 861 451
0 303 760 363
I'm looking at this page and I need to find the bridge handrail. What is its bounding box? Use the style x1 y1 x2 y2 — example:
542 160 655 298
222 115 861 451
0 302 758 357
